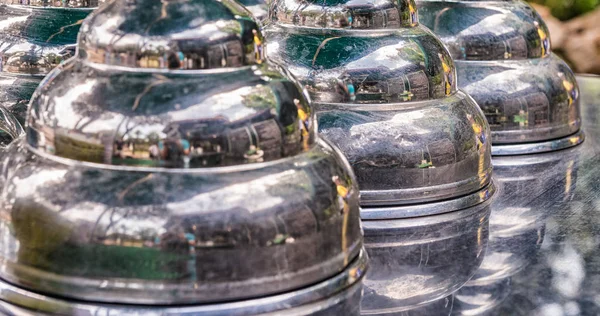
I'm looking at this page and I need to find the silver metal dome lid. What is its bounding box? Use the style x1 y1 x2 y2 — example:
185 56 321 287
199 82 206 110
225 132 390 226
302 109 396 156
0 0 102 127
0 0 364 306
27 0 317 168
265 0 494 216
417 0 584 155
76 0 264 70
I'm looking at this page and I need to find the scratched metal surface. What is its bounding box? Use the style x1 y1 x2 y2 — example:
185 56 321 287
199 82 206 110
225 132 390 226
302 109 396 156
0 0 367 308
265 0 495 213
360 75 600 315
0 1 100 126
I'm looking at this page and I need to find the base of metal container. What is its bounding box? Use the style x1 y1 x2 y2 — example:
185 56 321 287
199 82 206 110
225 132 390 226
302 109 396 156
361 201 490 315
491 129 585 156
360 182 496 220
0 250 367 316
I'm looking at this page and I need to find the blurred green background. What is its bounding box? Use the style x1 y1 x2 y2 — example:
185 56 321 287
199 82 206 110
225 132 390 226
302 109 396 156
529 0 599 20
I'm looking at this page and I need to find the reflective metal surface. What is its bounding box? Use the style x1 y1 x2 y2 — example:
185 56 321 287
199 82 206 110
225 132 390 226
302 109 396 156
417 0 583 154
456 56 581 148
472 147 579 286
265 0 494 215
418 1 551 61
30 0 318 169
0 106 22 147
78 0 265 70
238 0 267 22
0 0 364 306
0 250 367 316
451 144 580 315
361 201 490 314
365 295 456 316
365 75 599 315
28 62 315 168
0 0 101 126
360 181 494 219
0 138 363 305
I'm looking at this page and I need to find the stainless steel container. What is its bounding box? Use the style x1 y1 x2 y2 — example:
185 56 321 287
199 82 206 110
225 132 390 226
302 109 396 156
0 0 101 126
360 201 490 314
265 0 495 218
417 0 584 155
0 0 365 310
452 148 580 314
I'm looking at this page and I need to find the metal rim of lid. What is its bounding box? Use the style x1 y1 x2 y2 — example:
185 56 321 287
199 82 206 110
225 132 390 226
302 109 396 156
360 181 496 220
491 129 585 156
0 249 367 315
359 164 493 208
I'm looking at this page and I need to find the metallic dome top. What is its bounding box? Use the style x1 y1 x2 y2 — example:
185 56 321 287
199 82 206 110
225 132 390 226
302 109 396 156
78 0 265 69
418 0 551 61
26 0 317 168
270 0 419 29
267 0 458 104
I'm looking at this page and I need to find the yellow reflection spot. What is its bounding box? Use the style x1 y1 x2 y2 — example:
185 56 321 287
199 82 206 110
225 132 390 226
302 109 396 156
565 160 574 198
409 3 416 14
349 266 360 282
466 113 487 179
562 77 575 106
439 53 453 95
334 175 351 265
407 1 418 24
253 29 263 64
295 99 310 150
569 136 580 145
536 22 548 56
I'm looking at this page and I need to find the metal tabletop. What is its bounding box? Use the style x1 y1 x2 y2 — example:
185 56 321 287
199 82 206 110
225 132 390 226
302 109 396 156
361 75 600 315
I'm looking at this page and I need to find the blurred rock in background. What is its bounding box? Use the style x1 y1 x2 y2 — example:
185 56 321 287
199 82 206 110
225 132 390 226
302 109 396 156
530 1 600 74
